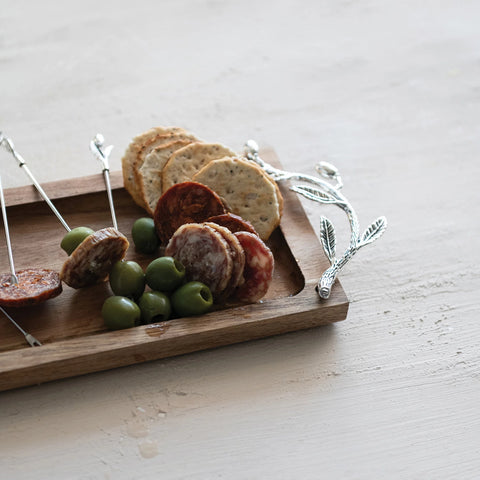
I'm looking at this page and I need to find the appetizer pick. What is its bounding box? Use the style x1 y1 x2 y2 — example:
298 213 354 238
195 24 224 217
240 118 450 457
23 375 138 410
1 133 128 289
0 165 62 310
244 139 387 300
89 134 117 230
60 134 130 288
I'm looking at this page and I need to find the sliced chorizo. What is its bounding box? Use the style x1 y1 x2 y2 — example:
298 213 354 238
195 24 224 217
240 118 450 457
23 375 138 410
206 213 259 236
233 231 274 303
165 223 233 298
203 222 245 300
154 181 226 244
0 268 62 307
60 227 129 289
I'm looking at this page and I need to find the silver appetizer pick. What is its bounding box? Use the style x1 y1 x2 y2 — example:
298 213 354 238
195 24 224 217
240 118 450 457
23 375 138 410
0 132 71 232
0 172 19 285
89 134 117 230
0 152 42 347
244 140 387 300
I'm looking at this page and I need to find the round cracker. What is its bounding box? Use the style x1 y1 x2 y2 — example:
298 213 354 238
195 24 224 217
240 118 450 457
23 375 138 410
162 142 237 192
132 130 199 208
121 126 187 206
193 157 281 240
138 139 194 215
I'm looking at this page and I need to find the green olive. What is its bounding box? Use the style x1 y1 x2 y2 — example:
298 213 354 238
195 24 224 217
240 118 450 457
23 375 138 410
145 256 185 292
60 226 95 255
109 260 145 300
138 291 171 324
102 296 141 330
132 217 160 254
171 281 213 317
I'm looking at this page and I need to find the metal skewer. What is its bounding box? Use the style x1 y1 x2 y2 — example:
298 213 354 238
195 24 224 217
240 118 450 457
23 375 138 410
0 306 42 347
0 132 71 232
89 134 117 230
0 163 42 347
0 173 18 285
244 139 387 300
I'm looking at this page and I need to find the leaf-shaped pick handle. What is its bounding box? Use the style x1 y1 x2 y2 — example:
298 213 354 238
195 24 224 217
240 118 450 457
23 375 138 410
320 216 336 264
358 216 387 248
290 185 338 204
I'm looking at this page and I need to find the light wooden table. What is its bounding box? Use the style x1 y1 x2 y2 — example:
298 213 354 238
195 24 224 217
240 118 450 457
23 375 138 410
1 1 479 478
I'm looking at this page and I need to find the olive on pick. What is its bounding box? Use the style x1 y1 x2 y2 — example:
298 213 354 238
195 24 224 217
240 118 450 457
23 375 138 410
60 226 95 255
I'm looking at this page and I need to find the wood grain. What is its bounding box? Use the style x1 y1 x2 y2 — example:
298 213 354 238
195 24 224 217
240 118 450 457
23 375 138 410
0 150 348 391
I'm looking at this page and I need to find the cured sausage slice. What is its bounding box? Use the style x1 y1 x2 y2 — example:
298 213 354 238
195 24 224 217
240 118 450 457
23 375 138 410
60 227 129 289
0 268 62 307
206 213 259 236
154 182 226 244
165 223 233 298
203 222 245 300
233 231 274 303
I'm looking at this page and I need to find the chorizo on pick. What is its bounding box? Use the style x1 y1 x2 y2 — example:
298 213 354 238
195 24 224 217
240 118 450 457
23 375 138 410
0 268 62 307
165 223 233 298
233 231 274 303
60 227 129 289
154 182 226 244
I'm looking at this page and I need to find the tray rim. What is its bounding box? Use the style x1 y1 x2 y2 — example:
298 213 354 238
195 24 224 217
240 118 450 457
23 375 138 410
0 149 349 392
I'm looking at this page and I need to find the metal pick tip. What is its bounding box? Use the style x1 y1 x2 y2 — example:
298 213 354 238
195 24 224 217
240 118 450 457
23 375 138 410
244 139 259 156
93 134 105 148
316 161 339 179
25 333 42 347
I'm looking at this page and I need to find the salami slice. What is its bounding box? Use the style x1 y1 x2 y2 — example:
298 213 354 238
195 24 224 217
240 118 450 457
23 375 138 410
0 268 62 307
203 222 245 300
165 223 233 298
233 231 274 303
206 213 259 236
60 227 129 289
154 182 226 244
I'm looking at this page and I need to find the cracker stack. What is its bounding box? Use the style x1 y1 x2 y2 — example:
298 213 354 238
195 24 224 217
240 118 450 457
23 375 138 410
121 127 283 240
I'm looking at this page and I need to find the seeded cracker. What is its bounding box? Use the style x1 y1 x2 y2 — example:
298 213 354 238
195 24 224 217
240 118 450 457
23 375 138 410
193 157 282 240
121 126 187 207
132 130 199 209
138 139 194 215
162 142 237 192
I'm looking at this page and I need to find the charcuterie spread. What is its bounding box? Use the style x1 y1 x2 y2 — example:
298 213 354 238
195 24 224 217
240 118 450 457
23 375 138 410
0 125 282 339
0 127 354 391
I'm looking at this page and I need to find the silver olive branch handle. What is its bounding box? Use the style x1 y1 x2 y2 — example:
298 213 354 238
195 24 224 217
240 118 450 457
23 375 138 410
244 140 387 299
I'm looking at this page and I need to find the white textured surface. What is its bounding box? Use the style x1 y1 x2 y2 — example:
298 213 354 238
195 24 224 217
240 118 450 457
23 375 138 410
1 1 480 478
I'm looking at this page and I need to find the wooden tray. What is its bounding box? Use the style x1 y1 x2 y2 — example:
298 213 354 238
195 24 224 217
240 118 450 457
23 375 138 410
0 149 349 391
